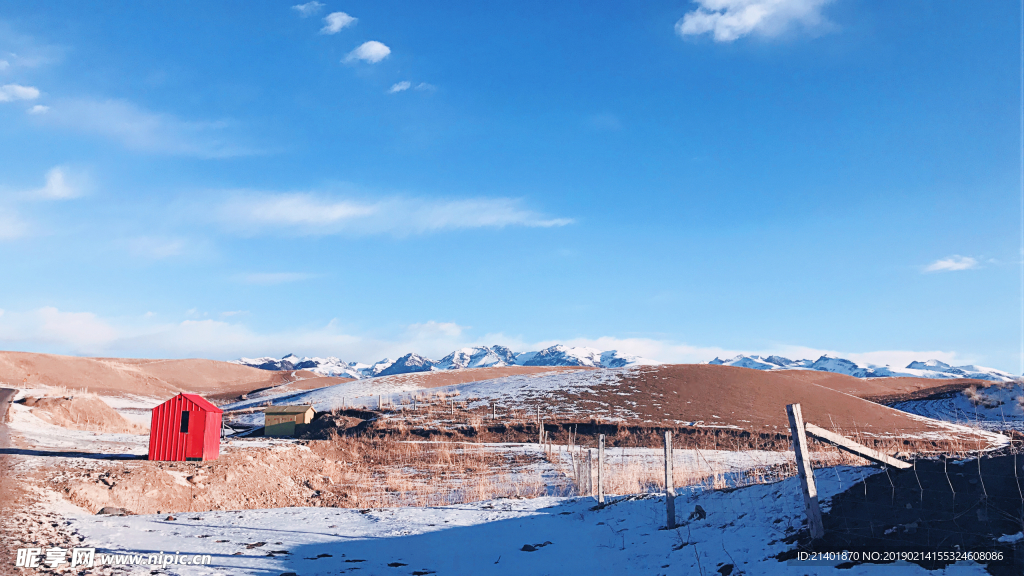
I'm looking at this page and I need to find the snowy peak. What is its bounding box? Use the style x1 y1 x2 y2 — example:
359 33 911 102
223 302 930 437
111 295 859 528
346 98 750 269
706 354 1016 382
435 346 517 370
516 345 659 369
376 353 435 377
233 344 660 379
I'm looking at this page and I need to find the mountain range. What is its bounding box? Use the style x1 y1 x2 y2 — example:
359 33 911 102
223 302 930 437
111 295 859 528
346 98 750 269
234 347 1017 382
707 354 1016 382
232 344 659 379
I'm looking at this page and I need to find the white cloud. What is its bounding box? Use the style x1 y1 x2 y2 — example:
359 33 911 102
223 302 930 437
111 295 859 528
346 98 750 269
344 41 390 63
415 83 436 92
33 166 83 199
216 192 573 236
676 0 835 42
292 1 324 17
27 104 48 114
925 255 978 273
321 12 357 34
389 81 411 93
405 321 466 340
236 272 319 285
33 98 258 158
0 60 9 71
0 83 39 102
0 307 119 352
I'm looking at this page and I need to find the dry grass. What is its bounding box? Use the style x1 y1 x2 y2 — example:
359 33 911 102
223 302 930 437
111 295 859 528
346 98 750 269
308 435 558 507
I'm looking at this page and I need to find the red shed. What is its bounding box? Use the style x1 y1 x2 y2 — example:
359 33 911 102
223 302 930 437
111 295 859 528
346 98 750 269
148 393 223 461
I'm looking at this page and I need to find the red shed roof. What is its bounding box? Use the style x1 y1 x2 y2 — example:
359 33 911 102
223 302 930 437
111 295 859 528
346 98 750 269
175 393 223 413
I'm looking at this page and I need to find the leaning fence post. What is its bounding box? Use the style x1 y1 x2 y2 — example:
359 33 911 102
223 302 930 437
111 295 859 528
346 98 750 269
786 403 824 539
665 430 676 528
598 433 605 505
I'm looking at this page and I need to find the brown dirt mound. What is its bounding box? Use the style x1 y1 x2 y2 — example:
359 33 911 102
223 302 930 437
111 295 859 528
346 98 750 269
0 350 349 401
20 394 147 434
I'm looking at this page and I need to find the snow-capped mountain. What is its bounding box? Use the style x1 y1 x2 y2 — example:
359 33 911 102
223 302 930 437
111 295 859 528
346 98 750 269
232 344 659 379
435 346 517 370
376 353 435 377
708 354 1016 382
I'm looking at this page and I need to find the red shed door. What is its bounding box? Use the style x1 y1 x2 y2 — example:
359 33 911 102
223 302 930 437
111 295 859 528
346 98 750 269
185 409 207 460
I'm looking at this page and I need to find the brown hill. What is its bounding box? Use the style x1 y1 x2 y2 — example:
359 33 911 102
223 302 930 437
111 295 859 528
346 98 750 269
0 351 349 400
597 365 994 441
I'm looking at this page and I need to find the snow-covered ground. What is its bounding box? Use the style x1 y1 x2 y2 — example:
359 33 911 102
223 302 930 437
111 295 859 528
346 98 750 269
222 368 633 427
67 465 991 576
890 382 1024 431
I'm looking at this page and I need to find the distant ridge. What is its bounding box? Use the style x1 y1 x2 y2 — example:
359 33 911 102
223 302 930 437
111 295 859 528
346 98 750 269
707 354 1015 382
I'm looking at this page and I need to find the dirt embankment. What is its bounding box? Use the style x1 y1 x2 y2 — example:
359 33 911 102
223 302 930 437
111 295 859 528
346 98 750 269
20 394 148 434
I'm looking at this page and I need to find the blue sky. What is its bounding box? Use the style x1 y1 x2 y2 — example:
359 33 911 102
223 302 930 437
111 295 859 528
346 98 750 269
0 0 1019 371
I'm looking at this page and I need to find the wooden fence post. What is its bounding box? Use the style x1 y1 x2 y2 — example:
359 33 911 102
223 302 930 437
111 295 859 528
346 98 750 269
378 395 382 411
598 433 605 505
786 403 824 540
492 403 496 420
665 430 676 528
589 446 598 496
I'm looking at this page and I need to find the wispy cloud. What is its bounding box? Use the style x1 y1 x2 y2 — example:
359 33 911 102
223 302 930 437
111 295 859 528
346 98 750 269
215 192 574 236
389 82 435 94
27 104 48 114
321 12 357 34
676 0 835 43
33 98 259 158
32 166 84 199
924 255 978 273
344 41 390 63
388 81 411 93
292 1 324 17
0 83 39 102
236 272 319 285
0 60 9 71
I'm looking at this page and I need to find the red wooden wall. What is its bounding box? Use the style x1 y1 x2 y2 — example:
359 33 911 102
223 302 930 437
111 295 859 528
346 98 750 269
148 393 223 461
